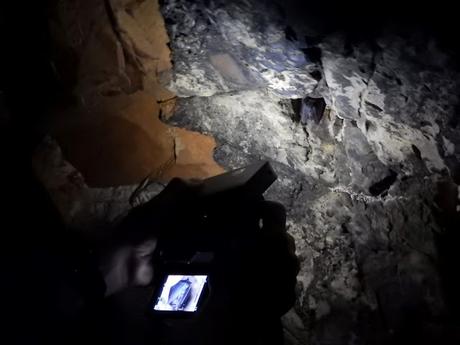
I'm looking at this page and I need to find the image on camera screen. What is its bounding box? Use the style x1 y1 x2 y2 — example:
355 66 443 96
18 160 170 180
153 275 208 312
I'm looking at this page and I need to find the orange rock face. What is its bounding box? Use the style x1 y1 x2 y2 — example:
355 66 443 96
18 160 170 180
53 92 223 187
49 0 224 188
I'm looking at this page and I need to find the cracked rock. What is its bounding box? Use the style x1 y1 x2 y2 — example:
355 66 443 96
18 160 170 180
32 0 460 344
161 2 459 342
161 0 318 97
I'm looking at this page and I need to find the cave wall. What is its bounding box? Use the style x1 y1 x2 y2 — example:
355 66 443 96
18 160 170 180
160 1 460 344
29 0 460 344
33 0 224 229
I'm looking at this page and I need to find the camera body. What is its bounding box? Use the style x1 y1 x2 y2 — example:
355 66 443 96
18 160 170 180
148 161 277 318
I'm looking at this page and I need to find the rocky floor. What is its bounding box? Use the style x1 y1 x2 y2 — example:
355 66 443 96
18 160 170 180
33 0 460 344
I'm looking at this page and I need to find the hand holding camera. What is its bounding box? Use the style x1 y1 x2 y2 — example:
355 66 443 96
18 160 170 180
98 162 299 344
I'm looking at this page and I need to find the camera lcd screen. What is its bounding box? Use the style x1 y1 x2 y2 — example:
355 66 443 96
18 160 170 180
153 275 208 312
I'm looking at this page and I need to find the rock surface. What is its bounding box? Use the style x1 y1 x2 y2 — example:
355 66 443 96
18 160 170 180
33 0 460 344
161 0 460 344
161 0 318 97
40 0 224 191
33 136 165 232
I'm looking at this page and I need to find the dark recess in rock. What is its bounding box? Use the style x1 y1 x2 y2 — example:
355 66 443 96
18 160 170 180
299 97 326 124
285 25 297 42
309 70 322 81
365 120 374 132
165 17 175 25
290 99 302 123
365 101 383 112
449 103 460 128
448 161 460 184
412 145 422 160
344 40 354 57
305 35 323 46
368 170 398 196
301 47 322 63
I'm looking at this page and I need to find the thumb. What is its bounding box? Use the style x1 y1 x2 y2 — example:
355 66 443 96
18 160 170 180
132 238 157 286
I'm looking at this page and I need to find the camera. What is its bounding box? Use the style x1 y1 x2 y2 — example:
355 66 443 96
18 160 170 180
148 161 277 318
153 274 209 313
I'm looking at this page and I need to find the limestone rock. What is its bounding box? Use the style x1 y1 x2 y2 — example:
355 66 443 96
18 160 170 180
160 1 460 343
168 89 310 174
321 34 460 174
161 0 318 97
35 0 460 343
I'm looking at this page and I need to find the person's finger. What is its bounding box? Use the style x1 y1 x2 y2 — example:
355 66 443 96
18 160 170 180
134 238 157 258
133 258 154 286
132 239 157 286
101 247 131 296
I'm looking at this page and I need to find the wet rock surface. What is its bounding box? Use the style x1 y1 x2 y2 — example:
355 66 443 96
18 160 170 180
161 0 460 344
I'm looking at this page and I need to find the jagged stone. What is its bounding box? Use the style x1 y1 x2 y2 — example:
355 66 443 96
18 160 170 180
33 0 460 344
160 1 460 343
32 136 165 232
321 34 460 174
168 89 310 174
161 0 318 97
